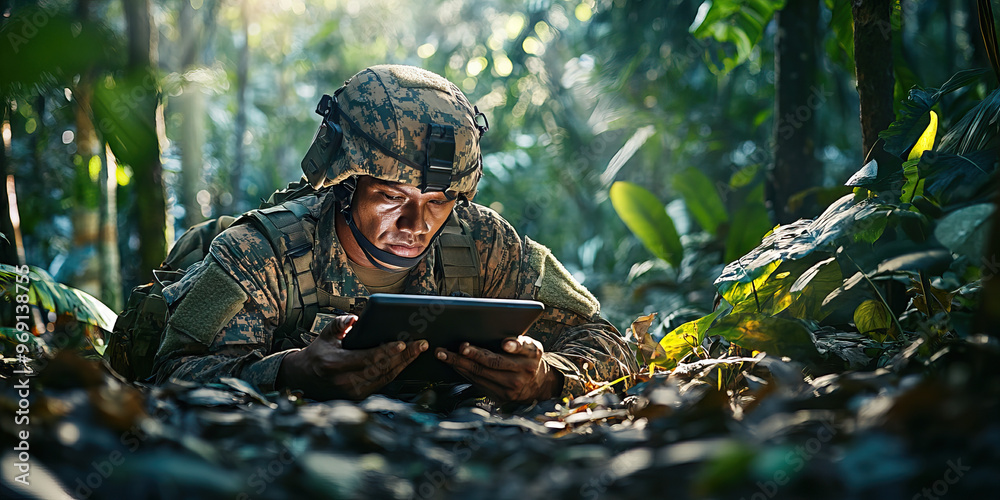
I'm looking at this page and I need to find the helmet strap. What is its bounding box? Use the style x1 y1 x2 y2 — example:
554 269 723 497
336 180 449 271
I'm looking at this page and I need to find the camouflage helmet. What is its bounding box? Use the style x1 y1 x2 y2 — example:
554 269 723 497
302 64 488 200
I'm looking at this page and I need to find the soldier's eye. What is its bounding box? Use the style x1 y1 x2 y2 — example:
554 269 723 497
381 192 404 202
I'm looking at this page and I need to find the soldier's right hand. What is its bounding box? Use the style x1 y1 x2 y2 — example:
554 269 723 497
277 314 428 400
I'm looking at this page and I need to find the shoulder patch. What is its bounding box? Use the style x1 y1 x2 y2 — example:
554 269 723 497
164 261 248 347
525 237 600 320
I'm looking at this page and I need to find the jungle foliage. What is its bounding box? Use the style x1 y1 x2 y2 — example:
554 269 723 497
1 0 1000 498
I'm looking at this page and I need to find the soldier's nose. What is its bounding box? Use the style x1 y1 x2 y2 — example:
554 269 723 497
396 203 431 235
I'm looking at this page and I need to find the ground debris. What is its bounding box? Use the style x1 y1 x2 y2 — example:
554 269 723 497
2 336 999 499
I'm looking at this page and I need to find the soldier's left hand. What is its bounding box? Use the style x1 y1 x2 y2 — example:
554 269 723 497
435 336 562 403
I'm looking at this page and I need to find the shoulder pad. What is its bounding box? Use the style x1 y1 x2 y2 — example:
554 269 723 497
524 237 600 320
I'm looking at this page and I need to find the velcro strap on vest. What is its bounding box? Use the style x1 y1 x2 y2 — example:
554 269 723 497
436 213 481 297
241 199 319 335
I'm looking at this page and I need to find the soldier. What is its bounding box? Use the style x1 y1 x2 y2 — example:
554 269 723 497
152 64 637 403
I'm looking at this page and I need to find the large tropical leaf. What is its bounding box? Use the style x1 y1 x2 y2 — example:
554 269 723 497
937 88 1000 155
919 150 998 207
853 299 896 341
610 181 684 268
689 0 787 73
705 314 818 361
723 184 771 263
654 302 731 370
0 264 116 356
673 167 729 236
879 68 990 158
715 194 888 290
825 0 854 70
933 203 996 260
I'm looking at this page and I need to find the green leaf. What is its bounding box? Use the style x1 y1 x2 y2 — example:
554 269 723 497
729 164 760 188
724 185 771 263
825 0 855 68
654 302 731 370
901 158 924 204
933 203 996 259
689 0 786 73
874 249 952 275
706 314 819 361
853 299 895 341
716 194 888 287
610 181 684 268
783 257 843 322
718 259 782 311
880 69 990 158
853 212 888 243
919 150 998 207
0 264 117 333
0 9 115 91
674 168 729 236
881 89 935 158
939 87 1000 154
93 69 163 169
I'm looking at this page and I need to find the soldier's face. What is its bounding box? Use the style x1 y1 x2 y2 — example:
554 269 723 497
339 176 456 268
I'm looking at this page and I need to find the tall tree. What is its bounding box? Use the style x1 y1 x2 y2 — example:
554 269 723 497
0 0 14 265
771 0 820 224
123 0 167 279
232 0 249 212
178 0 206 228
853 0 895 157
0 101 19 266
73 0 116 303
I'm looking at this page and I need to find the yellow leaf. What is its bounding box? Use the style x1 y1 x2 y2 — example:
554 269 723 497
908 110 938 161
854 299 897 341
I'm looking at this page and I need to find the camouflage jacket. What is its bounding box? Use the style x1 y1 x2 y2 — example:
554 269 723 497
151 189 637 401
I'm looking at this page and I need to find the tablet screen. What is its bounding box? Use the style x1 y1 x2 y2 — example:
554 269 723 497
342 294 544 382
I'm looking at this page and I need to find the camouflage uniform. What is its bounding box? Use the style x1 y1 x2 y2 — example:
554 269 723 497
151 64 637 401
151 191 637 401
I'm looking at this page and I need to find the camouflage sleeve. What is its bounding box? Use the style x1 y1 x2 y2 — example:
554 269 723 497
152 297 295 391
151 223 292 391
460 203 638 400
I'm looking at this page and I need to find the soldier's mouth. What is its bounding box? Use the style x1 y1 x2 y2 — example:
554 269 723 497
386 244 423 257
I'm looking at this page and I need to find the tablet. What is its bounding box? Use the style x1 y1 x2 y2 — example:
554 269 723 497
342 294 545 382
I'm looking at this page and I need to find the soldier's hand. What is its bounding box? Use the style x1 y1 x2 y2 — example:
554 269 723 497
435 336 562 403
278 314 428 400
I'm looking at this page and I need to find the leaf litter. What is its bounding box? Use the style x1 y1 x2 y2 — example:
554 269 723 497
1 322 997 499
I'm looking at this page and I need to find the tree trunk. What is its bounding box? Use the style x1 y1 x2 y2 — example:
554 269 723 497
178 0 205 228
853 0 896 158
0 99 21 266
100 145 122 310
0 5 12 265
123 0 167 279
770 0 820 224
232 0 249 213
72 77 103 299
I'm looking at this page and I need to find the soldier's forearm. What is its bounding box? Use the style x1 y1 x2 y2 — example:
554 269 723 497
153 349 294 392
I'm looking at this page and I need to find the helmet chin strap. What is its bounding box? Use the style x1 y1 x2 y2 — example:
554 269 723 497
339 190 449 272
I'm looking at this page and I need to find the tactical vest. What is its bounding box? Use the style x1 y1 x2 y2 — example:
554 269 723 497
105 182 482 382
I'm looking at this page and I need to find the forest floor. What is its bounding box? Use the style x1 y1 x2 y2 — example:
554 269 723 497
2 329 999 500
